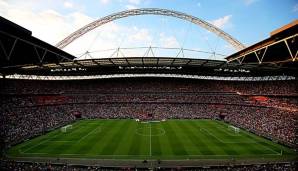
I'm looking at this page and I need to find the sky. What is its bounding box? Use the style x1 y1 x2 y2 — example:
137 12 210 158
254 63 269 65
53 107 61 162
0 0 297 60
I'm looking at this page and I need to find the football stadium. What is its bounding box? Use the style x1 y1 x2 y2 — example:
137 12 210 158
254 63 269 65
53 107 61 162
0 1 297 171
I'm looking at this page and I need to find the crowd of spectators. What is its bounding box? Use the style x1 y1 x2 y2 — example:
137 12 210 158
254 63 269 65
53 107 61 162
1 160 297 171
0 106 75 146
0 78 297 149
248 96 298 112
225 80 298 95
223 106 297 146
2 93 249 108
1 78 297 95
67 103 220 119
0 78 231 94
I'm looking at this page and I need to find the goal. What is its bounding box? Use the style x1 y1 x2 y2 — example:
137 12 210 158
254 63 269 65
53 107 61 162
61 125 72 133
228 125 240 133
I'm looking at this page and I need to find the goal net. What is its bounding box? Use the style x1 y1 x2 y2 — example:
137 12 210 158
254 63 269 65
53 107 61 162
228 125 240 133
61 125 72 133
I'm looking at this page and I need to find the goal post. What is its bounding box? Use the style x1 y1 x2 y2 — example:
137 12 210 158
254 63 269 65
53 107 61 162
61 125 72 133
228 125 240 133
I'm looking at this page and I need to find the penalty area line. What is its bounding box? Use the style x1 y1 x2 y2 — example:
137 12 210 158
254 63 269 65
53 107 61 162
20 134 59 153
258 143 282 155
200 128 260 144
77 124 103 143
200 128 225 143
20 152 48 155
48 140 75 143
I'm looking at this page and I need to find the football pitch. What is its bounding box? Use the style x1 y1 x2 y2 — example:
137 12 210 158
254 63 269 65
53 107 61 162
8 119 296 160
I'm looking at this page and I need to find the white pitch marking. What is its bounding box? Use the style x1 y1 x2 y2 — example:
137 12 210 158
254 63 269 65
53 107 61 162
49 140 74 143
149 122 152 156
200 128 226 143
77 124 102 143
21 134 59 153
15 153 282 158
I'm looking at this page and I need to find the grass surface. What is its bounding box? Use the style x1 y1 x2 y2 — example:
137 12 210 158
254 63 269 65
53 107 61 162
8 119 296 160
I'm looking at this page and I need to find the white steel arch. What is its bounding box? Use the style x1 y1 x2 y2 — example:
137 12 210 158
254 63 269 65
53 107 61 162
56 8 246 50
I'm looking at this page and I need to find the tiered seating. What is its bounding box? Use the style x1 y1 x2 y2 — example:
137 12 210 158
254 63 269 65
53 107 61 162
0 78 297 147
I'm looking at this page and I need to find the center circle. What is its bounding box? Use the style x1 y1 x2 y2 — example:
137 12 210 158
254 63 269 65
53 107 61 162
135 127 165 136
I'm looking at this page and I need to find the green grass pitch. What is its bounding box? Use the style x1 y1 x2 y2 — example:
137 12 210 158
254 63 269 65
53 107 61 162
8 119 296 160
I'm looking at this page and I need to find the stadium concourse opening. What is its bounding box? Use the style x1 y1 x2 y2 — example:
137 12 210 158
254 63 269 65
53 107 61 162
0 10 298 171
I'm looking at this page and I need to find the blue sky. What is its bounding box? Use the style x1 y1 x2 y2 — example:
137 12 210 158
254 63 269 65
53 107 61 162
0 0 297 60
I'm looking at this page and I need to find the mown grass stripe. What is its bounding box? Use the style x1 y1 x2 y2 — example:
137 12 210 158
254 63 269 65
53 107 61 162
158 122 174 155
100 120 130 155
187 120 219 155
163 121 188 155
61 121 103 155
128 123 144 155
209 122 266 155
113 120 136 155
18 127 62 153
204 121 240 156
25 126 85 154
151 124 162 156
52 121 98 155
171 121 200 155
191 120 228 155
73 120 114 155
85 120 117 155
8 119 296 160
179 120 214 155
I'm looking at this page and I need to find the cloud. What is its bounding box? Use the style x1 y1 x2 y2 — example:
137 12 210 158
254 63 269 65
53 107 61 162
99 0 111 5
129 27 152 42
0 0 93 46
1 0 217 59
197 2 201 7
64 22 123 56
64 23 155 58
293 3 298 12
159 33 180 48
210 15 232 29
128 0 141 5
125 4 138 9
124 0 148 10
63 1 73 8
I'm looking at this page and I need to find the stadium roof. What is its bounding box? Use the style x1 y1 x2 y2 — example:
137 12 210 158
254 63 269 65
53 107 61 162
2 56 296 77
0 17 297 77
226 20 297 70
0 17 74 69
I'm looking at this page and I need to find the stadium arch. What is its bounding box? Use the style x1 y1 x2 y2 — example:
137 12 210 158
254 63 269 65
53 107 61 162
56 8 246 50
